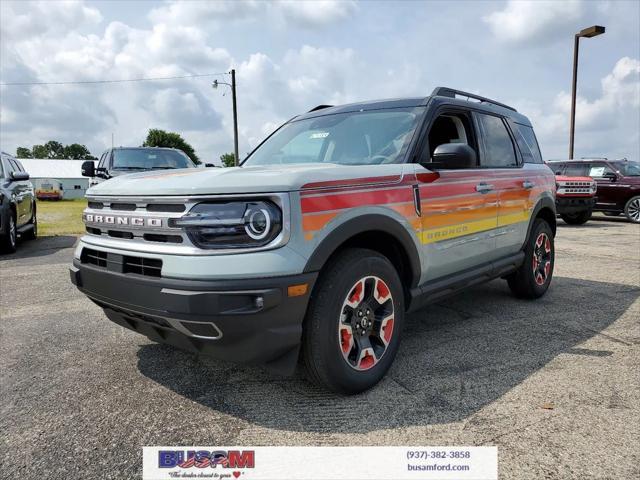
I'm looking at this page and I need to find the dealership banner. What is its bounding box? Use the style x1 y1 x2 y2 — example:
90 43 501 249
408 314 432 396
142 446 497 480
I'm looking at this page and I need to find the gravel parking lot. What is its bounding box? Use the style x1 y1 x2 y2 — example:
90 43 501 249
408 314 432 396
1 216 639 479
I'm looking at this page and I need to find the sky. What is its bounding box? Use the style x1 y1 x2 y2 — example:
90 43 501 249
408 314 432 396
1 0 639 164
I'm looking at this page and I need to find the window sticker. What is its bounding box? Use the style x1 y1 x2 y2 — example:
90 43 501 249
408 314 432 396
310 132 329 139
589 166 606 177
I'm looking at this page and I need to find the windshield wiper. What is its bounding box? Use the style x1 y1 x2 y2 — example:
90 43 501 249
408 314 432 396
114 166 146 170
149 166 176 170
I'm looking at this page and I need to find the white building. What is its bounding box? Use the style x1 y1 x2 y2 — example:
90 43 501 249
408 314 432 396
19 158 91 199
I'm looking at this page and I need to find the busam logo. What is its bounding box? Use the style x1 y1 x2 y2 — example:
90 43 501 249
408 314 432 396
159 450 255 470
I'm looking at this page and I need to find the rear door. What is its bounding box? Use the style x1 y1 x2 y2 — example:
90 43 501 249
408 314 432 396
474 112 528 257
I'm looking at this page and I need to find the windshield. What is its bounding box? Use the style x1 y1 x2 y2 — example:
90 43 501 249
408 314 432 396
243 107 425 166
112 149 194 171
612 161 640 176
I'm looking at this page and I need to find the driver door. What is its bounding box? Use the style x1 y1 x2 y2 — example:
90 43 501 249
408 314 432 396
415 109 498 282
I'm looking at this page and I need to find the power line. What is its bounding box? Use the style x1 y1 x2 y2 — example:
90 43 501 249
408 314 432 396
0 72 229 86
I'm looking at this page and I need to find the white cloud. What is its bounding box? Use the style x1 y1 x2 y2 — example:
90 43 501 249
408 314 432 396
276 1 357 27
520 57 640 159
148 0 261 28
0 0 102 42
148 0 355 30
483 0 583 43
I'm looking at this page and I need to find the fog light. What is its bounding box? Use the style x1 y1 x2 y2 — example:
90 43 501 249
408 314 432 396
254 296 264 309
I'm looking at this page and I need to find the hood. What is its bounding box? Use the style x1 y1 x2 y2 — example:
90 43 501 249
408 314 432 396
86 163 406 197
555 175 595 183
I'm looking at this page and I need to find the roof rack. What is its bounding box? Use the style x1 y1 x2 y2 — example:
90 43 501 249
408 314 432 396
431 87 517 112
308 104 333 113
580 157 608 160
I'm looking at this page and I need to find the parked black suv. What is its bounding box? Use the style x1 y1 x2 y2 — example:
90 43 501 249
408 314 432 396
1 152 37 253
82 147 197 185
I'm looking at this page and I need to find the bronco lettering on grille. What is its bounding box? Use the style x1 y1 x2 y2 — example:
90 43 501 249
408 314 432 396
84 214 163 228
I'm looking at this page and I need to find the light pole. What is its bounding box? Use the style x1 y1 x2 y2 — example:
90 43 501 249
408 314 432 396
213 69 240 166
569 25 605 159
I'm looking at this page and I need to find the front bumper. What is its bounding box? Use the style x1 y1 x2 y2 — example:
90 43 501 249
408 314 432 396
70 260 317 374
556 196 597 215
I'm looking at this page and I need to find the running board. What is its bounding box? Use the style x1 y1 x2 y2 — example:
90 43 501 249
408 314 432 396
407 252 525 312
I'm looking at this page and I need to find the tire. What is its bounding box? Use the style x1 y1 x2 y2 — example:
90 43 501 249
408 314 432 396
507 219 554 299
24 207 37 240
302 248 404 394
0 212 17 254
560 210 592 225
624 196 640 223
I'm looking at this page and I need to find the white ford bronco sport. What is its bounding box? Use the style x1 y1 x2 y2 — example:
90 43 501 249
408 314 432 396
71 87 556 394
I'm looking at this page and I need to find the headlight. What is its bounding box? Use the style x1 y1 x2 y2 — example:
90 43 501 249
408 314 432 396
172 201 282 249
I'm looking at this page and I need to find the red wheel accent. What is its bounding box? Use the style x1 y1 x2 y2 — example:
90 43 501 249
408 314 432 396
382 318 394 344
532 233 552 286
338 276 394 371
358 350 376 369
347 280 364 306
340 326 353 354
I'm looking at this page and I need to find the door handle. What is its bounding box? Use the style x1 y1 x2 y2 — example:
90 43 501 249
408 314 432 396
522 180 535 189
476 183 494 194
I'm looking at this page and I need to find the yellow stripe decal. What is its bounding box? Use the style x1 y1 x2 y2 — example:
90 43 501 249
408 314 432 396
419 210 531 244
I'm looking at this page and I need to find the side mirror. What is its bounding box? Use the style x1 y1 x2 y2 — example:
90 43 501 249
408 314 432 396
428 143 477 170
10 171 29 181
603 171 617 181
204 163 216 168
81 160 95 177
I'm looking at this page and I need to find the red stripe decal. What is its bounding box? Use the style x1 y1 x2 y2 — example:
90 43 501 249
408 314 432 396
301 175 403 190
301 187 414 214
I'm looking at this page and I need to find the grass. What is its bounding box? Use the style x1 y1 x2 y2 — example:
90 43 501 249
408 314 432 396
36 198 87 237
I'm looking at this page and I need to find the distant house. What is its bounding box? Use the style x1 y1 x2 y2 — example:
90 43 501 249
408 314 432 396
19 159 91 200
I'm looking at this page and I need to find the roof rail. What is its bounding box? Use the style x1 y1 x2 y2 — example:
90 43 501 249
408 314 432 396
431 87 517 112
580 157 608 160
308 104 333 113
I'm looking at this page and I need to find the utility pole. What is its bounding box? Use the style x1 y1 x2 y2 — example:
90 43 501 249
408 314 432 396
569 25 605 159
213 70 240 166
231 69 239 166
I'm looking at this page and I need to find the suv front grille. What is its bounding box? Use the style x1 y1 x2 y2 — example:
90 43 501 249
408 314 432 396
81 248 107 267
123 256 162 277
80 247 162 277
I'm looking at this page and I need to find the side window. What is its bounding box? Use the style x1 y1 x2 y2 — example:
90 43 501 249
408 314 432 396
0 157 4 178
563 163 589 176
588 163 615 178
424 111 477 163
513 123 543 164
477 113 518 168
429 113 473 157
97 152 107 169
14 160 25 172
8 159 20 173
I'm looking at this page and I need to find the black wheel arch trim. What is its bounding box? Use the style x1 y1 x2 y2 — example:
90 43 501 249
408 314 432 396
524 196 556 247
302 213 422 288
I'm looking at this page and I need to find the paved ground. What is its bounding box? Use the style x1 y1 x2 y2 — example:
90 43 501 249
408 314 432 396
1 215 639 479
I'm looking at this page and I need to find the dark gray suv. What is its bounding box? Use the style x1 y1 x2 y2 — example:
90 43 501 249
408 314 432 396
0 152 37 253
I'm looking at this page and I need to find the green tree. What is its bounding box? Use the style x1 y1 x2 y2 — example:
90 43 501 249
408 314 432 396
220 152 236 167
16 147 33 158
63 143 96 160
142 128 200 164
31 144 49 158
44 140 65 158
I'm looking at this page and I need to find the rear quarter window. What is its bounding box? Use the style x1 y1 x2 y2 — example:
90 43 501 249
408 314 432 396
513 123 543 164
